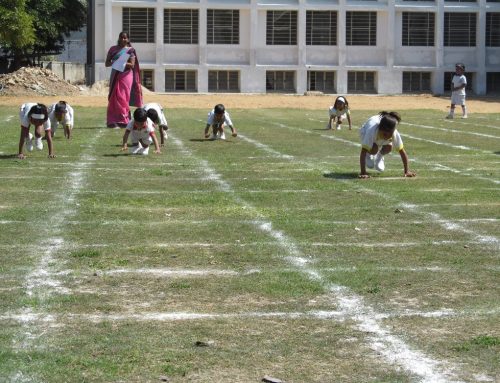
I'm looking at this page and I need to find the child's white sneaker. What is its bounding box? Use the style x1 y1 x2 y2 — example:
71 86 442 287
219 132 226 140
336 124 341 130
138 146 149 155
129 143 143 154
163 131 168 140
366 154 374 169
35 137 43 150
374 152 385 172
26 133 34 152
461 114 468 119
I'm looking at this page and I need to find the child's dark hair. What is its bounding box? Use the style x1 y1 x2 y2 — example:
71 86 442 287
28 103 49 121
55 101 67 113
214 104 225 114
334 96 348 108
133 107 148 123
146 109 160 124
455 63 465 71
378 111 401 132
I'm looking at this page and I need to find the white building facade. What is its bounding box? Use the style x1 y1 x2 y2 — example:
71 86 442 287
90 0 500 94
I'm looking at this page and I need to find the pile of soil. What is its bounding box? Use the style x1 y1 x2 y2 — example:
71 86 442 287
0 66 81 96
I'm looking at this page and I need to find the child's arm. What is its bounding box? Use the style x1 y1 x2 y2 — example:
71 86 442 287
347 114 352 130
204 124 211 138
121 130 130 151
327 115 334 129
151 133 161 154
359 148 370 179
18 126 29 159
399 149 416 177
46 130 55 158
229 124 237 137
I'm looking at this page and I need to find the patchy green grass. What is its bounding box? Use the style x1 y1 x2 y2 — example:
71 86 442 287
0 105 499 382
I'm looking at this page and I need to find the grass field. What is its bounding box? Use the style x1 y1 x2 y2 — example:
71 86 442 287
0 105 499 383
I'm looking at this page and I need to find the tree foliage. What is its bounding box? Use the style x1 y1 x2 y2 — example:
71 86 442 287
0 0 87 71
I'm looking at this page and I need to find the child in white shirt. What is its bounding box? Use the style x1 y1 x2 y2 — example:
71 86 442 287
446 63 467 119
327 96 352 130
204 104 237 140
144 102 169 146
17 103 55 159
121 108 161 155
48 101 74 139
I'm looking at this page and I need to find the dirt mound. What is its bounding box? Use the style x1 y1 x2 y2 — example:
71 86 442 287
0 66 81 96
79 80 152 96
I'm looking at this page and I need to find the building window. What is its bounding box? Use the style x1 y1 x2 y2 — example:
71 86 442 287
486 73 500 93
348 72 376 93
207 10 239 44
346 12 377 46
402 12 435 46
307 71 335 93
266 11 297 45
164 9 198 44
140 70 154 91
402 72 431 93
444 72 473 92
444 0 475 2
266 71 295 92
486 13 500 47
444 13 476 47
306 11 337 46
165 70 197 92
208 71 239 92
123 8 155 43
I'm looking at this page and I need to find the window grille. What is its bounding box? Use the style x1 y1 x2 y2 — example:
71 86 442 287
402 12 435 46
402 72 431 93
402 0 434 2
444 0 476 2
208 71 239 92
346 12 376 46
266 11 297 45
307 71 335 93
486 13 500 47
486 0 500 2
207 10 239 44
123 8 155 43
347 72 376 93
140 70 154 91
444 72 473 92
444 13 476 47
306 11 337 46
165 70 197 92
266 71 295 92
164 9 199 44
486 73 500 93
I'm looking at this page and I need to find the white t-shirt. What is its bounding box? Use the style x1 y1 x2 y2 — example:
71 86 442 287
329 106 350 118
19 103 51 131
126 118 156 143
452 74 467 96
48 103 74 127
206 110 233 128
143 103 168 127
360 114 403 152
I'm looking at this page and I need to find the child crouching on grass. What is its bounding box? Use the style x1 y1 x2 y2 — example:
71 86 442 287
121 108 161 155
17 103 55 159
327 96 352 130
204 104 237 140
359 111 416 179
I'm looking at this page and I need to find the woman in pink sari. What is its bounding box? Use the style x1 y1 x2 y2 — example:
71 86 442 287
105 32 143 128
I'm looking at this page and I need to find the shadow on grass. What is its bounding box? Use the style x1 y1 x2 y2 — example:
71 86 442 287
0 154 21 160
312 128 332 131
189 138 235 143
494 151 500 155
323 171 360 180
102 153 127 157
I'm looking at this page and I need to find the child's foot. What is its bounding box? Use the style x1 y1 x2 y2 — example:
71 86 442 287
35 137 43 150
138 146 149 155
374 153 385 172
366 154 375 169
219 132 226 140
336 124 341 130
129 143 143 154
445 114 454 119
26 133 34 152
461 114 468 119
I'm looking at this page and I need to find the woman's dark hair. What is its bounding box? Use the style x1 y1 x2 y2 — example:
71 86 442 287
146 109 160 124
55 101 67 113
214 104 225 114
334 96 348 108
117 31 131 46
378 111 401 132
133 108 148 123
28 103 49 121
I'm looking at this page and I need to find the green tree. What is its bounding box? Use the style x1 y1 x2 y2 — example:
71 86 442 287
0 0 86 71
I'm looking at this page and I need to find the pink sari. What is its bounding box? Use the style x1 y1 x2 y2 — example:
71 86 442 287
107 45 143 127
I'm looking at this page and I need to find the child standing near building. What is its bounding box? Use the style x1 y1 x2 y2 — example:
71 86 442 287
446 63 467 119
143 102 169 146
121 108 161 155
48 101 74 139
327 96 352 130
358 111 416 179
204 104 237 140
17 103 55 159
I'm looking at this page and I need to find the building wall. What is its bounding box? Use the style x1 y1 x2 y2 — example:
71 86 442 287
92 0 500 95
